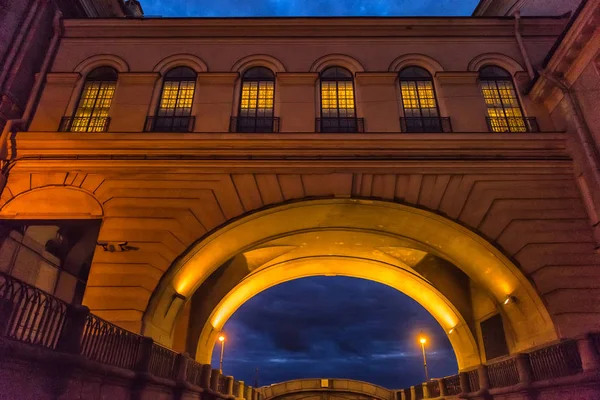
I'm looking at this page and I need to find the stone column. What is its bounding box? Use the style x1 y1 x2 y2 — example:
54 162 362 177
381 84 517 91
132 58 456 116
200 363 212 388
175 352 190 381
237 380 245 399
226 376 234 395
245 385 253 400
422 382 430 398
477 364 490 391
577 334 600 371
194 73 238 132
56 304 90 354
515 353 533 385
108 72 159 132
210 368 221 391
409 386 416 399
458 371 469 394
135 336 154 373
276 73 318 132
28 72 80 131
438 378 448 396
435 72 488 132
354 72 399 132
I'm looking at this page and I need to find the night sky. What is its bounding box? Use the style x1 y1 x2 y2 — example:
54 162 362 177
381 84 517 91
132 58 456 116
140 0 473 390
210 277 458 389
142 0 479 17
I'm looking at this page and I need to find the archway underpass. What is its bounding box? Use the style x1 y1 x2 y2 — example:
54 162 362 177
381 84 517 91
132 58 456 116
143 199 557 371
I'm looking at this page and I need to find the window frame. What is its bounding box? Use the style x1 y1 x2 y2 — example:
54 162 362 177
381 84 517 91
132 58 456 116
319 66 357 119
234 67 277 132
398 66 441 119
151 66 198 132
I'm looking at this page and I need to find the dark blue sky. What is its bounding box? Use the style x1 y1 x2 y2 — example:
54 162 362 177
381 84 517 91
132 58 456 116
211 277 458 389
142 0 479 17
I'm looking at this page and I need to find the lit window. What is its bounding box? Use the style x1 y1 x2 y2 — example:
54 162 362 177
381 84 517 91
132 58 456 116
150 66 197 132
479 66 528 133
65 67 117 132
399 67 445 132
235 67 276 132
318 66 360 132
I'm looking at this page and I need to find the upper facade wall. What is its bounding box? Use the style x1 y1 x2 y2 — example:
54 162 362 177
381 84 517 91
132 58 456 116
51 18 565 74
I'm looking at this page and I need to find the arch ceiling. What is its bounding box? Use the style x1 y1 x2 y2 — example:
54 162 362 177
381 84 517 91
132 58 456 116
143 199 557 370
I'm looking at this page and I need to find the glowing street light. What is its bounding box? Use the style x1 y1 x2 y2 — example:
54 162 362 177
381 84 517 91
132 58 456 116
218 334 226 373
418 334 429 381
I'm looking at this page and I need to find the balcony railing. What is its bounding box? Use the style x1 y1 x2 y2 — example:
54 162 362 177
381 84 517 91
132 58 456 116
529 340 582 382
400 117 452 133
466 369 480 392
486 116 539 133
144 116 195 132
58 116 110 132
444 375 461 395
316 117 364 133
149 342 179 380
487 358 519 389
230 116 280 133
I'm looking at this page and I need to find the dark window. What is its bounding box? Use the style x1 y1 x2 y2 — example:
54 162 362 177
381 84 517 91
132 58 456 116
235 67 276 132
480 313 509 360
63 67 117 132
479 66 529 133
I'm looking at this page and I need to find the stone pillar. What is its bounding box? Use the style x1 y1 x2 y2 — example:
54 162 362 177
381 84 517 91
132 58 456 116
422 382 430 398
237 380 245 399
409 386 416 399
515 353 533 385
245 385 253 400
56 304 90 354
435 72 488 132
108 72 159 132
195 73 238 132
200 363 212 388
28 72 79 132
458 371 469 394
354 72 399 132
175 353 190 382
276 73 318 132
210 368 221 391
226 376 234 395
477 364 490 391
577 334 600 371
135 336 154 372
438 378 448 396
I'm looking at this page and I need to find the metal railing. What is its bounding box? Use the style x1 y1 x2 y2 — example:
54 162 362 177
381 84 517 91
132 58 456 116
485 116 539 133
529 340 582 382
149 342 179 379
144 116 196 132
80 313 142 370
316 117 364 133
186 358 204 387
444 374 461 395
466 369 480 392
58 116 111 132
426 381 440 397
487 358 519 389
400 117 452 133
0 271 68 349
230 116 280 133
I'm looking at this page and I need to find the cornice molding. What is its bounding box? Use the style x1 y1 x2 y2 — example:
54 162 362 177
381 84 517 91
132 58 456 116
276 73 319 85
45 73 81 85
435 72 479 85
118 72 160 84
196 72 239 85
355 72 398 85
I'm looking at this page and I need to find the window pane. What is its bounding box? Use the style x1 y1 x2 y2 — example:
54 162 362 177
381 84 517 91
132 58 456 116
158 80 195 117
480 78 526 132
72 80 115 132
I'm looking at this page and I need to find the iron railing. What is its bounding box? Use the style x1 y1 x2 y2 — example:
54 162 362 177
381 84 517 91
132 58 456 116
186 358 204 387
413 384 424 400
218 374 227 393
466 369 480 392
149 342 179 379
144 116 195 132
529 340 582 382
426 380 440 397
444 375 461 395
58 116 111 132
400 117 452 133
230 116 280 133
80 313 142 370
485 116 539 133
0 271 68 349
487 358 520 388
316 117 364 133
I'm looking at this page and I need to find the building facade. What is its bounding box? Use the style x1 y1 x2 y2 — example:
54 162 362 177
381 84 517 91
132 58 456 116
1 0 599 374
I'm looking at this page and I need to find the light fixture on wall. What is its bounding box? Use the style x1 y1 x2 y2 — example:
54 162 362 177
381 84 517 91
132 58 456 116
503 295 516 305
96 241 138 252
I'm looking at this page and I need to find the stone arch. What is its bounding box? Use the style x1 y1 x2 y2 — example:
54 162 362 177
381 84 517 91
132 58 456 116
153 54 209 75
230 54 287 74
74 54 130 76
467 53 525 76
310 54 365 74
0 186 103 218
143 199 557 370
388 53 445 75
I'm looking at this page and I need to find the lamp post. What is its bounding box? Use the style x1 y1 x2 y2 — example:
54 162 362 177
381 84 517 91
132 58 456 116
218 334 225 373
419 335 429 381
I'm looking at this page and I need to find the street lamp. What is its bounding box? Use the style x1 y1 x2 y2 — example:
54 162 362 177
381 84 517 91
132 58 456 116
218 334 225 373
419 335 429 381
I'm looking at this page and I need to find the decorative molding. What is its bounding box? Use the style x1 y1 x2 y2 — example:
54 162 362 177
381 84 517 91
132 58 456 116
355 72 398 85
435 71 479 85
230 54 287 74
276 73 318 85
309 54 365 74
196 72 239 85
467 52 524 75
117 72 160 85
73 54 130 74
388 53 445 74
153 54 209 74
45 73 81 85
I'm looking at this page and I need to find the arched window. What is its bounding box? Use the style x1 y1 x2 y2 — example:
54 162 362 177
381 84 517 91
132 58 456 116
318 66 362 133
479 66 534 132
399 67 448 132
148 66 197 132
62 67 117 132
233 67 277 132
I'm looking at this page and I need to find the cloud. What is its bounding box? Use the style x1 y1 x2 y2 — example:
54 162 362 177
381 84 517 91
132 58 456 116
211 276 458 389
142 0 479 17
